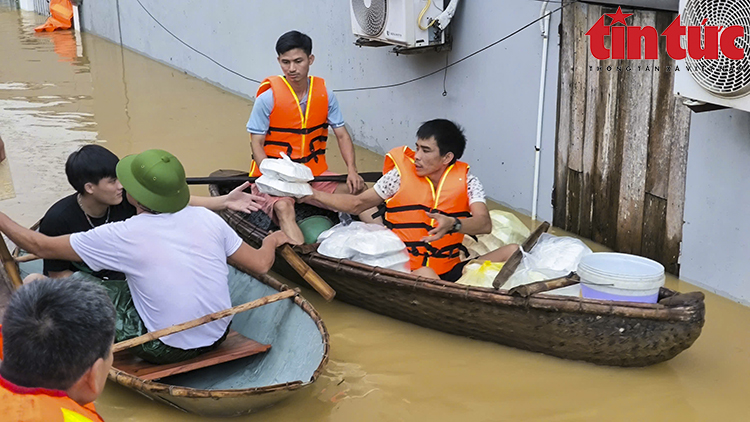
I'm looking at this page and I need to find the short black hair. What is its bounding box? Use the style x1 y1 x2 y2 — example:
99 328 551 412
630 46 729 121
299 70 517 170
66 145 119 194
276 30 313 56
0 277 116 390
416 119 467 164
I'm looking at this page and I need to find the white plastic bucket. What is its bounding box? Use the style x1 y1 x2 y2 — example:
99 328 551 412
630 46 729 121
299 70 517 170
577 253 665 303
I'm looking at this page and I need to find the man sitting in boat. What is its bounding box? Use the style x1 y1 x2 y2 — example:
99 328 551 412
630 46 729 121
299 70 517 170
0 149 295 364
30 144 264 282
301 119 519 281
0 277 116 422
247 30 365 244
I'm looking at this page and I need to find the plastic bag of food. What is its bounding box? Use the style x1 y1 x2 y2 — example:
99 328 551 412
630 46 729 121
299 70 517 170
255 174 313 198
355 250 410 273
259 153 313 182
505 233 592 289
456 260 505 288
318 221 373 242
316 224 357 258
317 222 395 258
317 222 409 272
348 229 406 256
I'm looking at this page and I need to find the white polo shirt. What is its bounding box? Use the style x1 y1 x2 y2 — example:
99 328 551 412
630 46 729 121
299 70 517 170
70 206 243 349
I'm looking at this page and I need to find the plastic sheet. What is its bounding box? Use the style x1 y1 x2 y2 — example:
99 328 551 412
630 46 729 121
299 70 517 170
463 210 530 257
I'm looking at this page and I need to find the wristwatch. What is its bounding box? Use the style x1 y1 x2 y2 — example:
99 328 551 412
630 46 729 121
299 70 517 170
448 217 462 234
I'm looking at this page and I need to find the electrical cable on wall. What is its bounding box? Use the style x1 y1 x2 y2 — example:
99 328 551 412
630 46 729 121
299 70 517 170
442 52 450 96
134 0 261 83
133 0 575 94
418 0 436 30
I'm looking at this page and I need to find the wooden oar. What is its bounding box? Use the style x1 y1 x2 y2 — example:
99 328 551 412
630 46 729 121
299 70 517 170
508 272 580 298
492 221 551 290
186 171 383 185
0 238 23 290
112 289 297 353
279 245 335 301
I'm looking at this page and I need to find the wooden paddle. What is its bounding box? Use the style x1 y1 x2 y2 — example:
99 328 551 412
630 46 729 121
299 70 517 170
112 289 297 353
492 221 551 290
186 171 383 185
0 238 23 290
508 272 580 298
278 245 335 301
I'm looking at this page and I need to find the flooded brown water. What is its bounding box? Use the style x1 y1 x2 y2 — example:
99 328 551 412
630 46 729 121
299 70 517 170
1 7 749 421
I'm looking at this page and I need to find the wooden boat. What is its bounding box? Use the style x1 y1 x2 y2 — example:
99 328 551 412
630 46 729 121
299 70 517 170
11 256 330 417
209 171 705 367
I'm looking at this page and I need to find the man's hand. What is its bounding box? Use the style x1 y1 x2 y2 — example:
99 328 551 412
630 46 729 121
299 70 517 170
263 230 301 248
422 212 456 242
296 189 315 205
224 182 265 213
346 169 365 194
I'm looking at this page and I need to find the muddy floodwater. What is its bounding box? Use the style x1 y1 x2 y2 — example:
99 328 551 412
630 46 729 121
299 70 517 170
1 7 749 422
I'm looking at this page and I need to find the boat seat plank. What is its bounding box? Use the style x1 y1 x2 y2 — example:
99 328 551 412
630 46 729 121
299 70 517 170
112 331 271 381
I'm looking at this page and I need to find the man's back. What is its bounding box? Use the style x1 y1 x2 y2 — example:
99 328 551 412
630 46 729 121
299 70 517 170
0 374 105 422
69 206 243 349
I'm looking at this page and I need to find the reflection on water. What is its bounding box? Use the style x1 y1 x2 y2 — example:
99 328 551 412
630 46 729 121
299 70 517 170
1 6 749 422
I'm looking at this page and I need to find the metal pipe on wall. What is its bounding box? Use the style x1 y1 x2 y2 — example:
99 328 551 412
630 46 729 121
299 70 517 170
531 1 551 222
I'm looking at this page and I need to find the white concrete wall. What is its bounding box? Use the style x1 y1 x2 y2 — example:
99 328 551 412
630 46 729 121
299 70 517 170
681 110 750 306
79 0 561 221
19 0 34 12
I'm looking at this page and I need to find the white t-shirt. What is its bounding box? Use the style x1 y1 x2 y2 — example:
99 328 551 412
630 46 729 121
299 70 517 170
373 168 486 204
70 206 243 349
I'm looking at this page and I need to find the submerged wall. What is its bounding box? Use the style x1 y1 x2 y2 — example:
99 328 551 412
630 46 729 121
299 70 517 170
78 0 561 221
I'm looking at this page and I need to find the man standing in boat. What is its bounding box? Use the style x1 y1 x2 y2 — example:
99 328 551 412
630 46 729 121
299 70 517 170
0 277 115 422
30 144 265 282
247 30 365 244
301 119 519 281
0 149 295 364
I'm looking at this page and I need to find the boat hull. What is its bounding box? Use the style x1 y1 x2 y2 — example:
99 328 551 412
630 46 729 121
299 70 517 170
209 175 704 367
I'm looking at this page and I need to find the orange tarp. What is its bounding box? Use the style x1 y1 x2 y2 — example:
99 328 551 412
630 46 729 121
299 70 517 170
34 0 74 32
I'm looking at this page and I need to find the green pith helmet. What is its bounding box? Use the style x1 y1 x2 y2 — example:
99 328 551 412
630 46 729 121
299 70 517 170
298 215 334 244
116 149 190 213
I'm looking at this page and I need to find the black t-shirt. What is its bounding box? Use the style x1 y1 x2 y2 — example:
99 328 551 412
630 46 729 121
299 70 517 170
39 193 136 279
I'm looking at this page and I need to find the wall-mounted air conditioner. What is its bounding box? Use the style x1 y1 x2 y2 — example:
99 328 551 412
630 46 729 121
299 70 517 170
673 0 750 112
350 0 456 52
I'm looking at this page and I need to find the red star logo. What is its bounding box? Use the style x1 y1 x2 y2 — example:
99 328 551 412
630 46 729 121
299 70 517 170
606 6 633 25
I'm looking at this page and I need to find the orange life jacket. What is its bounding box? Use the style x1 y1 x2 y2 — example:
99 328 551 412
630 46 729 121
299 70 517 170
382 146 472 275
34 0 74 32
249 75 329 177
0 330 105 422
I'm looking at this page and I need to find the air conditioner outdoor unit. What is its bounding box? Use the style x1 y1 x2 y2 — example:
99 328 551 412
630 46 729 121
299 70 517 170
350 0 449 50
673 0 750 112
